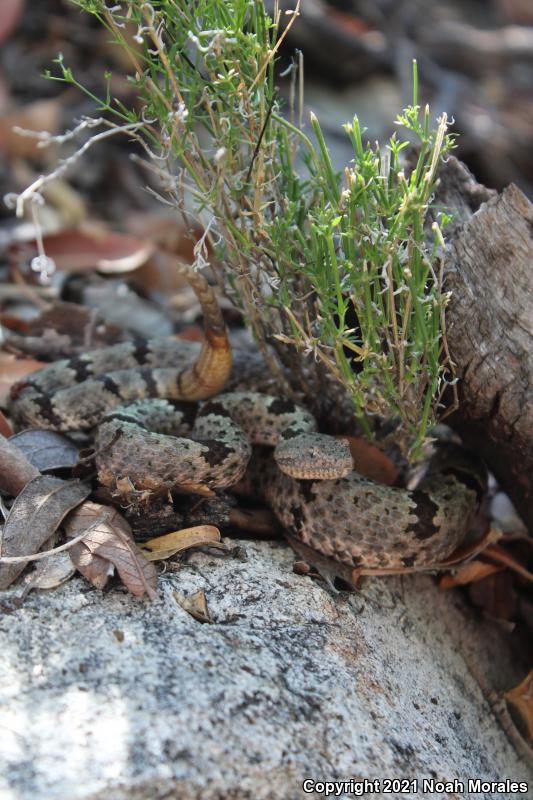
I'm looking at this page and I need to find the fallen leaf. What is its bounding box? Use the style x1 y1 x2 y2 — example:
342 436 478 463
0 351 46 405
0 476 90 589
0 98 62 159
469 572 519 621
65 500 157 599
175 324 204 343
341 436 398 485
229 507 280 535
23 551 75 592
28 224 155 274
482 544 533 582
0 432 40 496
0 314 29 334
9 429 79 472
125 212 209 260
140 525 221 561
505 671 533 739
0 409 13 437
173 589 212 623
67 539 112 591
439 559 504 589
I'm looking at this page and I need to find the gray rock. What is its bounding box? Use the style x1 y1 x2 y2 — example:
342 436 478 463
0 539 531 800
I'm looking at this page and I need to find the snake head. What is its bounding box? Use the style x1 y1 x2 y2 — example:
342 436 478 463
274 433 353 480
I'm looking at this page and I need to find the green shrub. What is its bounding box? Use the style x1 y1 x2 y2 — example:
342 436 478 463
51 1 455 456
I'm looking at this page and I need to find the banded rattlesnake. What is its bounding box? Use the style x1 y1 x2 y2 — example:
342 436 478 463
9 268 486 569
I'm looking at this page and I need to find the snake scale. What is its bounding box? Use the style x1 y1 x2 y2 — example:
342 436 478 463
9 269 486 570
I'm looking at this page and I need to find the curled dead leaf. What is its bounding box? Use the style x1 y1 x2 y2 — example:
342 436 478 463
439 560 504 589
65 500 157 599
23 552 76 592
33 225 155 274
482 544 533 582
140 525 221 561
173 589 212 623
0 409 13 438
505 671 533 740
0 433 40 497
229 507 280 536
67 540 111 592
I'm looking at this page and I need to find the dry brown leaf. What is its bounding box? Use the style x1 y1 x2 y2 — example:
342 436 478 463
0 314 29 333
65 500 157 599
0 476 90 589
67 539 112 592
173 589 212 623
124 214 215 298
341 436 398 485
229 507 280 535
126 212 208 259
0 98 62 159
439 560 504 589
505 671 533 740
0 351 46 405
34 224 155 274
23 552 76 592
469 571 519 621
0 432 40 496
482 544 533 582
175 325 204 343
140 525 221 561
0 409 13 437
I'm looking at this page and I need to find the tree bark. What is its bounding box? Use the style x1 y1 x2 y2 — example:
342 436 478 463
440 158 533 533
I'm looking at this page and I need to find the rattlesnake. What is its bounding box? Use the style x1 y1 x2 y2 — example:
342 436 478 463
9 269 486 569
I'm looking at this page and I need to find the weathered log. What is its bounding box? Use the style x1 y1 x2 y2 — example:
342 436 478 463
440 158 533 532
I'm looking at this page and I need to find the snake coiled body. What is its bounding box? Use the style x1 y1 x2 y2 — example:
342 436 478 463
9 270 486 569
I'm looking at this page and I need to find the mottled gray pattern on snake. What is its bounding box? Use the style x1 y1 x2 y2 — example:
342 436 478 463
9 337 486 569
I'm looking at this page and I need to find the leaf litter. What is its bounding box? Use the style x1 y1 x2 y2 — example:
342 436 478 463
140 525 221 561
64 501 157 600
0 475 90 589
173 589 212 624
